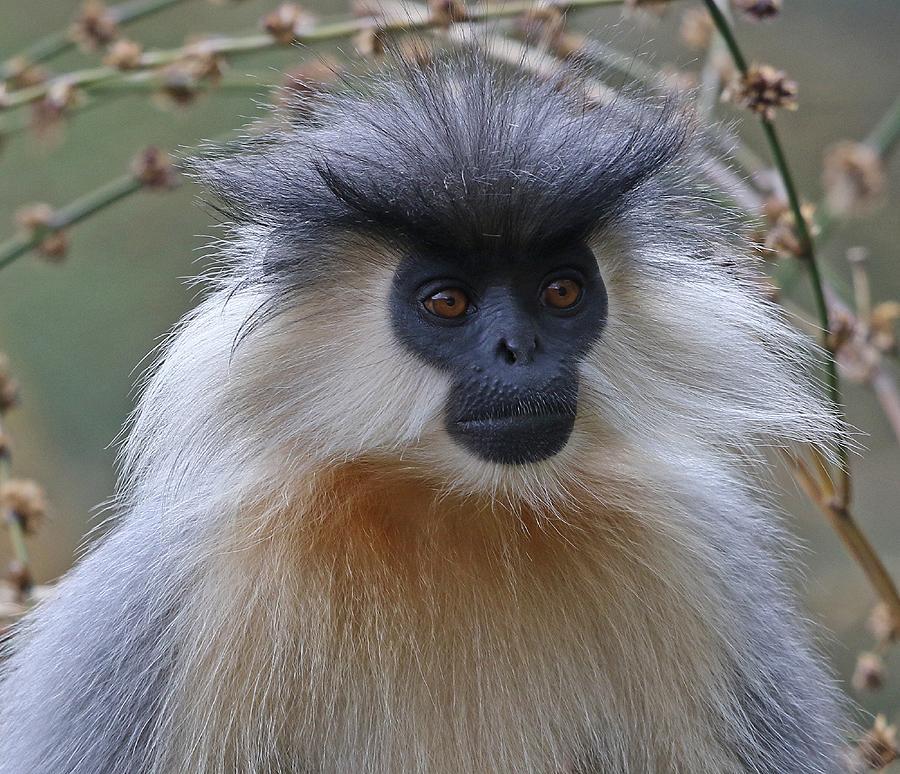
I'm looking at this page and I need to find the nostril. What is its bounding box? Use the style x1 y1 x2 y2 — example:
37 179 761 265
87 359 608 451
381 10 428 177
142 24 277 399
498 339 518 364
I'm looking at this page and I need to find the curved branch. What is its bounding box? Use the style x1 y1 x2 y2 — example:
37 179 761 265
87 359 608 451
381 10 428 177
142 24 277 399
1 0 192 82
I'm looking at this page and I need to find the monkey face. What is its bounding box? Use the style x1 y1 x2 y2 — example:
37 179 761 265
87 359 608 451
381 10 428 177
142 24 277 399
389 243 607 464
190 56 837 506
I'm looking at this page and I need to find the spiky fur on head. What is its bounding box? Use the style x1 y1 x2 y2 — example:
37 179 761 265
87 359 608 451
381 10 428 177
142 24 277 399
0 52 847 774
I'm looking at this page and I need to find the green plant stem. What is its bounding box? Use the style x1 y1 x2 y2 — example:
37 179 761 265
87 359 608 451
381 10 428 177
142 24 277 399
703 0 747 71
0 175 142 270
703 0 900 633
702 0 840 432
0 0 628 111
1 0 192 82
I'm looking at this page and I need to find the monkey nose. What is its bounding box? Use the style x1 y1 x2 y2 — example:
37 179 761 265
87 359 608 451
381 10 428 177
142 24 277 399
496 335 539 365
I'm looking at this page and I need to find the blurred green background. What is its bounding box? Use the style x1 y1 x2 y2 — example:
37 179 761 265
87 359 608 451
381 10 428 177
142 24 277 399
1 0 898 727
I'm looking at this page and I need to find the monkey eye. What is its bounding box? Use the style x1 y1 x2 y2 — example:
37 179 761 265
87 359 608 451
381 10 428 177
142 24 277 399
423 288 471 319
541 277 583 310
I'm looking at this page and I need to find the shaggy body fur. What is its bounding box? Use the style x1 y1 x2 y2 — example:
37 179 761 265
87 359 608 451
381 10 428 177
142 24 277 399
0 56 846 772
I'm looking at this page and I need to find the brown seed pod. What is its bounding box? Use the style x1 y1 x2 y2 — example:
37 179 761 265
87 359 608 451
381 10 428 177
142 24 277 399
725 63 797 121
851 651 885 693
104 39 144 70
427 0 467 27
679 8 714 50
70 0 119 51
857 715 898 771
131 147 177 190
0 479 47 535
262 3 316 45
5 560 32 597
0 354 18 413
822 141 885 217
353 27 388 60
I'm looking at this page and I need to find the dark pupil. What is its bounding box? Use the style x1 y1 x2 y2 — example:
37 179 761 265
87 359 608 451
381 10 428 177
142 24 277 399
441 294 456 306
555 285 568 297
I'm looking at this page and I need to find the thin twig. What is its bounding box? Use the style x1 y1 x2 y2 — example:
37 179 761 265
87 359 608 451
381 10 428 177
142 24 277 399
783 450 900 638
0 0 193 82
0 176 142 270
0 0 629 111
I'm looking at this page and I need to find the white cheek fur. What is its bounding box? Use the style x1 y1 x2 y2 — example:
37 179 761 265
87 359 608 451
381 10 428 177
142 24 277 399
125 226 835 519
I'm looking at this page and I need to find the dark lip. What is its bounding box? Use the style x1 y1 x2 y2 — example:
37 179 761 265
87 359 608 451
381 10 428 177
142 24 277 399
449 410 576 465
455 398 577 425
455 411 575 429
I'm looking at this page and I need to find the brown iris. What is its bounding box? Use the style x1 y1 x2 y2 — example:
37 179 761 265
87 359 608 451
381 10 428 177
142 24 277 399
541 278 582 309
423 288 470 319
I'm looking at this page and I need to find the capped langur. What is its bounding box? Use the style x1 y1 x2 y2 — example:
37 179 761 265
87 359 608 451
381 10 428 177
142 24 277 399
0 53 848 773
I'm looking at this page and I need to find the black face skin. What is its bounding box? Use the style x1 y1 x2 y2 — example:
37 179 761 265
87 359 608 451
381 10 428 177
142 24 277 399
391 242 608 465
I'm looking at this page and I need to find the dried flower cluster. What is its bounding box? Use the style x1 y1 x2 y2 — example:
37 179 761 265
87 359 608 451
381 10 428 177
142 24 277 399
869 603 899 646
70 0 119 51
827 249 900 380
131 147 178 190
869 301 900 356
852 651 885 693
822 141 886 217
0 480 46 536
679 8 714 50
0 356 19 414
353 26 388 60
760 196 817 258
104 39 144 71
4 560 31 598
2 57 48 90
725 63 798 120
262 3 316 45
31 80 81 140
14 203 68 261
152 44 226 108
427 0 468 27
0 355 49 609
856 716 899 771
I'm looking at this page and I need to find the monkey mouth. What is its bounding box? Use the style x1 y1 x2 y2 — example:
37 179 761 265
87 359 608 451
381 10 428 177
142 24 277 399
448 402 577 465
